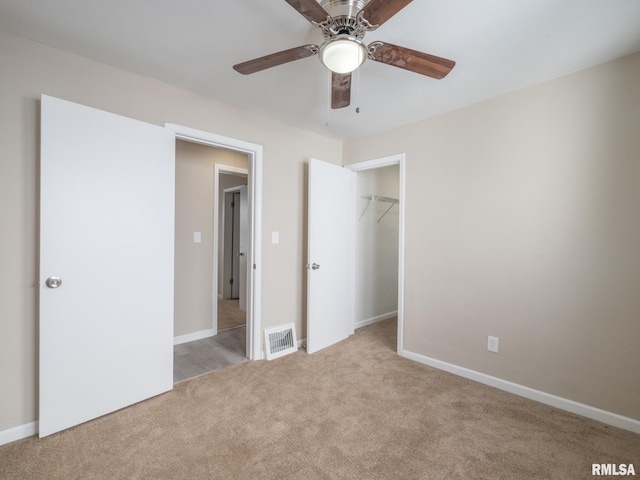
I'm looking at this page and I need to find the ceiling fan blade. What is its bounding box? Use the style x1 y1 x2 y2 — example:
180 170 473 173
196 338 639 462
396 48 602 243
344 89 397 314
233 45 318 75
284 0 331 24
368 42 455 79
360 0 413 28
331 72 351 109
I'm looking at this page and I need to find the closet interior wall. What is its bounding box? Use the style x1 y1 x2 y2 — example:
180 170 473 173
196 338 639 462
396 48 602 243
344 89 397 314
355 165 400 328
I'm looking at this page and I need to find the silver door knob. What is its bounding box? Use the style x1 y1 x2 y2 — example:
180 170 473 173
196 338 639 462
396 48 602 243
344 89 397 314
45 276 63 289
237 252 244 257
307 263 320 270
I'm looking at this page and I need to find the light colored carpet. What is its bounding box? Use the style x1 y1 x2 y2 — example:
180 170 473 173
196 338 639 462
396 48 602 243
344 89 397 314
1 318 638 479
217 298 246 331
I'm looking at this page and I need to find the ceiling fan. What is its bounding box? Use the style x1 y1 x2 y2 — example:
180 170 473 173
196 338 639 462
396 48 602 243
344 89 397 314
233 0 456 109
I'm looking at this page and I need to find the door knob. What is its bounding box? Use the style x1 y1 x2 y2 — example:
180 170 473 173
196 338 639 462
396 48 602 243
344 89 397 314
307 263 320 270
237 252 244 257
45 276 63 289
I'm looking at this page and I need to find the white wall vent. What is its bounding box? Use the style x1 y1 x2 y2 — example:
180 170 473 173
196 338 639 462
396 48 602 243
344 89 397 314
264 323 298 360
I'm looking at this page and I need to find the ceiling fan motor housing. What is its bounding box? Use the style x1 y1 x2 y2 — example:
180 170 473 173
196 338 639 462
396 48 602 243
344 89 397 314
320 0 370 38
320 0 368 20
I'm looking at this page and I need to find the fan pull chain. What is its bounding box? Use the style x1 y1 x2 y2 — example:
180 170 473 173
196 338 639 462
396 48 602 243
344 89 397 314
355 63 361 114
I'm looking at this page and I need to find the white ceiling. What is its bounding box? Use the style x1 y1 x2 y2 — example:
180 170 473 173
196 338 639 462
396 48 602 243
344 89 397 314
1 0 640 140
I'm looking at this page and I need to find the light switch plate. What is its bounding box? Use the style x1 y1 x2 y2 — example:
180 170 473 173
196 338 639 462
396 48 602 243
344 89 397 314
272 231 279 244
194 232 202 243
487 336 499 353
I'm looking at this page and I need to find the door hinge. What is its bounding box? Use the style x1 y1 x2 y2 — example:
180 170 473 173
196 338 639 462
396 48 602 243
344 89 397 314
229 278 234 285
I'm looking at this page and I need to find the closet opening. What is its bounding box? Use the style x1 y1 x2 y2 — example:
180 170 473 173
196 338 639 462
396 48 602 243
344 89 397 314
348 154 405 354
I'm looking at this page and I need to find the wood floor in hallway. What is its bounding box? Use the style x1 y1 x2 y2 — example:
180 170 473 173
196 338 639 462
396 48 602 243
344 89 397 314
173 325 246 384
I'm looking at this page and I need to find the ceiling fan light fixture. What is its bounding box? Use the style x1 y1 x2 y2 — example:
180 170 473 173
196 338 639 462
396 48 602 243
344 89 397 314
319 35 366 74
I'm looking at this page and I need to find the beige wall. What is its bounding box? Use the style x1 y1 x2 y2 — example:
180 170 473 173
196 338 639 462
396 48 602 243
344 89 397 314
174 140 247 337
0 30 342 432
344 52 640 420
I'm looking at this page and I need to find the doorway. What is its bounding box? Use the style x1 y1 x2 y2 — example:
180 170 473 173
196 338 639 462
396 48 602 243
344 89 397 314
347 154 405 354
305 154 405 356
222 188 243 301
170 127 264 383
173 142 249 383
219 178 249 331
166 123 263 363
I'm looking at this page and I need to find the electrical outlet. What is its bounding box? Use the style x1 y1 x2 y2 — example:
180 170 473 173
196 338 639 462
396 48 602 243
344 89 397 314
487 336 499 353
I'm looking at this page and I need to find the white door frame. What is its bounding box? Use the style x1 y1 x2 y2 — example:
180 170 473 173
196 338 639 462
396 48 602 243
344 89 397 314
215 167 248 336
166 123 262 361
346 153 405 354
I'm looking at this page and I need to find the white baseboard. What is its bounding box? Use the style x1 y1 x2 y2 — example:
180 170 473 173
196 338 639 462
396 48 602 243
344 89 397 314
355 311 398 330
402 349 640 435
0 421 38 446
6 345 634 446
173 329 215 346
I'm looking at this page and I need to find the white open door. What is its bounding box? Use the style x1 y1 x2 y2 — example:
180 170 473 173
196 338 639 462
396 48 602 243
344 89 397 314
306 158 356 354
39 95 175 437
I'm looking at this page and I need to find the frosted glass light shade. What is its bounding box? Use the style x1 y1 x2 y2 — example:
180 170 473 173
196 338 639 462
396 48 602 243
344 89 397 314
319 36 366 74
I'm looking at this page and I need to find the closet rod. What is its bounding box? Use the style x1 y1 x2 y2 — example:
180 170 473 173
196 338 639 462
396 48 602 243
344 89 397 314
359 195 399 223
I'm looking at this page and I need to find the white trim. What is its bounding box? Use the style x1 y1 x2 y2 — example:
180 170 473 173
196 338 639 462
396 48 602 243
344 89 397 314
346 153 406 355
168 124 263 155
0 421 38 446
223 185 247 192
346 155 402 171
402 349 640 435
354 311 398 330
166 123 263 361
397 157 406 355
7 352 635 445
173 329 214 346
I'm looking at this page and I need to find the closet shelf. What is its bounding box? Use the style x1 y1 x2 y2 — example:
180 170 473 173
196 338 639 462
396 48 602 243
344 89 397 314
359 195 399 223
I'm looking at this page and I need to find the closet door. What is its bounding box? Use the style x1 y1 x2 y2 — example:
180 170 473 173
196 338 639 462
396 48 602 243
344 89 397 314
306 158 355 354
39 95 175 437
